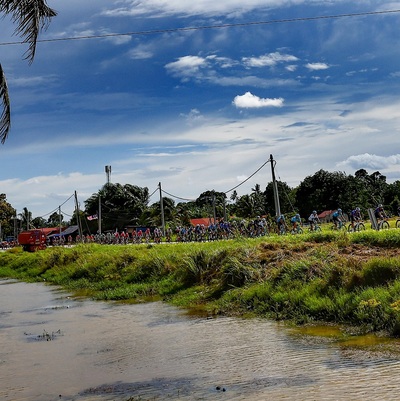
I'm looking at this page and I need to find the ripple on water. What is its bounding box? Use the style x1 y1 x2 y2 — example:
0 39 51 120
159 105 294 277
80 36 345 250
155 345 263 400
2 281 400 401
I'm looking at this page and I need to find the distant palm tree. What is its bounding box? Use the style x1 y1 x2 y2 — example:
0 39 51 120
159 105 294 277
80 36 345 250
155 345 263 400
0 1 57 143
19 206 32 230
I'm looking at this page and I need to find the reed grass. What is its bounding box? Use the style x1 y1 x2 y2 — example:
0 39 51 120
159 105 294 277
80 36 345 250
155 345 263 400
2 229 400 336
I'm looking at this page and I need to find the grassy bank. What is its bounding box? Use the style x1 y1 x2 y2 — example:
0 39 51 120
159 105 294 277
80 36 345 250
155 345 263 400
2 229 400 336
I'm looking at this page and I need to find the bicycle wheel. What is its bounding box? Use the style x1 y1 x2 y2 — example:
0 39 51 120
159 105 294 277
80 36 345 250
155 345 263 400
381 220 390 230
396 219 400 229
356 222 365 231
347 224 354 233
314 226 322 232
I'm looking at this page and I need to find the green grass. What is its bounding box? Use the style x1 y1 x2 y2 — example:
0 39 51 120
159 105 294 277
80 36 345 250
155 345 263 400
2 229 400 336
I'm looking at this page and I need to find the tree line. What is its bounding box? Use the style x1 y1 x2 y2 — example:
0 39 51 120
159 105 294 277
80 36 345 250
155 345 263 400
1 168 400 239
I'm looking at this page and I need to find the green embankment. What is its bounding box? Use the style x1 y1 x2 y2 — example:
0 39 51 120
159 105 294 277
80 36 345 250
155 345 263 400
2 229 400 336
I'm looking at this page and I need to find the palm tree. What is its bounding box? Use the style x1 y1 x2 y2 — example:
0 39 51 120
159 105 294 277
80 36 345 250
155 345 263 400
0 1 57 143
19 206 32 230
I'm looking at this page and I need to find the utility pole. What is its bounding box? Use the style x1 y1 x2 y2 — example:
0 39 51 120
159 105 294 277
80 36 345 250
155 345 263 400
212 191 217 224
13 215 17 239
59 206 62 236
159 182 165 236
74 191 83 241
98 195 102 235
269 154 281 217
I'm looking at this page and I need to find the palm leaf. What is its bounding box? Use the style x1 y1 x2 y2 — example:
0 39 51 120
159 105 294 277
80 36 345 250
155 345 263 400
0 0 57 143
1 0 57 63
0 64 11 144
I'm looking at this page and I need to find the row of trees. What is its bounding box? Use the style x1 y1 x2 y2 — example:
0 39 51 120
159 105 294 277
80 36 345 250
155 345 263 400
1 168 400 238
82 168 400 232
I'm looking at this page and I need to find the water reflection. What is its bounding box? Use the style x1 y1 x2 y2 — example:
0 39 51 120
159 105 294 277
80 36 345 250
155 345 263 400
1 279 400 400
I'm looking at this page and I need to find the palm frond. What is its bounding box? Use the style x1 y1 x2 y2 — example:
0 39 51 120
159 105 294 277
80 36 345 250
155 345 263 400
0 64 11 144
1 0 57 63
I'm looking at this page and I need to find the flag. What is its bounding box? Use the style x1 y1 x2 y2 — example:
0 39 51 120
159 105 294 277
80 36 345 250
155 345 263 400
87 214 98 221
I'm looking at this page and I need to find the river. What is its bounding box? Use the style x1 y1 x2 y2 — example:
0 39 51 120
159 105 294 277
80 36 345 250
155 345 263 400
1 279 400 401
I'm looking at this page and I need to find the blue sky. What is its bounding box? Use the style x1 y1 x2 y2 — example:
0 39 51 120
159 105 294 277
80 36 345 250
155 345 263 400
1 0 400 218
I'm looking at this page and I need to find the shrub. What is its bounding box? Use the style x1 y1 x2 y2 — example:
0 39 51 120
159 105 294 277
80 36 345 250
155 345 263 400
362 258 400 287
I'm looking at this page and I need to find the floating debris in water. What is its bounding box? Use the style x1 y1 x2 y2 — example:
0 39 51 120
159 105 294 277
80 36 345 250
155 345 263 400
24 329 63 342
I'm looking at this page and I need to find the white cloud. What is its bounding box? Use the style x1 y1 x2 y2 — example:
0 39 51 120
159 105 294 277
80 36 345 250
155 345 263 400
243 52 299 68
165 55 208 79
338 153 400 170
286 65 298 72
8 75 58 87
305 62 330 71
101 0 311 18
180 109 205 124
164 53 300 87
128 45 154 59
233 92 284 108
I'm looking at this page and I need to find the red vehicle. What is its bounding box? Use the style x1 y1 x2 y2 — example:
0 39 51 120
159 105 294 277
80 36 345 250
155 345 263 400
18 230 47 252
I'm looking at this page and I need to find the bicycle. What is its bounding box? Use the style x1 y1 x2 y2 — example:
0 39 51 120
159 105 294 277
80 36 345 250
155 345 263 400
277 223 288 235
290 225 303 234
330 220 347 231
308 222 322 232
377 218 390 230
396 218 400 229
348 221 366 232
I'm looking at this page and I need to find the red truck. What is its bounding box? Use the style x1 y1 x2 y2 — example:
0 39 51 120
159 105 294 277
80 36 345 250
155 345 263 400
18 230 47 252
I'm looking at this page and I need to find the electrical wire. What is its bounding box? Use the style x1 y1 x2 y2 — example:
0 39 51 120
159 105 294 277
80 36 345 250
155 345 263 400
275 166 297 214
35 193 75 219
148 187 159 199
223 159 270 194
158 157 271 201
161 189 196 202
0 9 399 47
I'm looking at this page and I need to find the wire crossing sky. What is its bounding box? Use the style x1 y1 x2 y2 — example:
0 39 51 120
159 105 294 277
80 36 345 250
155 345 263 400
1 8 399 47
2 0 400 217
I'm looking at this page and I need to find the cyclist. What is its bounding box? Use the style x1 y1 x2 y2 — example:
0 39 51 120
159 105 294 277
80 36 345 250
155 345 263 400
308 210 320 231
276 214 286 234
374 204 387 221
260 217 268 235
290 213 302 232
349 207 362 230
332 208 344 229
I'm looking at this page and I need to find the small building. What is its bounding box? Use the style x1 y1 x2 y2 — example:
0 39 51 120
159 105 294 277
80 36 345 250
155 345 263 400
190 218 214 227
318 210 334 223
47 225 80 241
318 210 348 223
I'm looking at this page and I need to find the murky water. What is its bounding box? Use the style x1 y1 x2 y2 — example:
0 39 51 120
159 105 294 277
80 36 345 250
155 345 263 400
2 279 400 401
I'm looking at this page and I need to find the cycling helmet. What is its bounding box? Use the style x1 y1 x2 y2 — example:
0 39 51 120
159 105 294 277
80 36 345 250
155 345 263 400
378 204 383 208
337 208 342 212
313 210 317 214
356 207 360 211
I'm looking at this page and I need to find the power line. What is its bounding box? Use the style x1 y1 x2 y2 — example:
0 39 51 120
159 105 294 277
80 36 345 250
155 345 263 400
159 157 271 201
148 186 159 199
0 9 399 47
223 159 270 194
36 193 75 219
161 189 196 202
